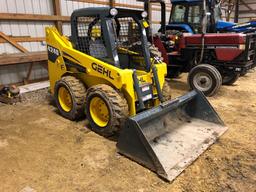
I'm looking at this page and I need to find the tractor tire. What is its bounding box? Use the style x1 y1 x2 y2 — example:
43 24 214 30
85 84 129 137
222 73 239 85
240 71 247 76
167 67 181 78
188 64 222 96
54 76 86 120
129 42 163 61
162 81 172 101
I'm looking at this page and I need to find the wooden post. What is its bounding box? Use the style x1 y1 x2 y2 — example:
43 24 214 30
234 0 239 23
52 0 63 34
109 0 115 7
226 0 234 22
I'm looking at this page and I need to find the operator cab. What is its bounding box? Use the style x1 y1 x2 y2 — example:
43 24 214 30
170 1 202 33
70 7 152 72
169 0 222 33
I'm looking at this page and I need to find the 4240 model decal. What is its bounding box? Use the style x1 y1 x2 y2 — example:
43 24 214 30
47 45 60 63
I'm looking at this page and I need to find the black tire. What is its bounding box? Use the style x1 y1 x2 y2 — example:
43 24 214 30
162 81 172 101
222 73 239 85
54 76 86 120
167 67 181 78
240 71 247 76
188 64 222 96
129 42 163 61
85 84 129 137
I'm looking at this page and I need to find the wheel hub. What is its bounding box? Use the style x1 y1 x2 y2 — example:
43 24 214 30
90 97 110 127
193 73 213 91
58 87 72 112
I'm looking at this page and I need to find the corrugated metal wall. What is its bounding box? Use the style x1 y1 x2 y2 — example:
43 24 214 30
0 0 53 53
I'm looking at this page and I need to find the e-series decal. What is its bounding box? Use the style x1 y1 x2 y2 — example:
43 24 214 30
47 45 60 63
91 63 114 80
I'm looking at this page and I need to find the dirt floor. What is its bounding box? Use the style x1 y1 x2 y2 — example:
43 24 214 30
0 72 255 192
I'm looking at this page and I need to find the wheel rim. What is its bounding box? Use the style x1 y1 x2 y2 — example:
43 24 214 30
89 97 110 127
193 72 213 92
58 86 72 112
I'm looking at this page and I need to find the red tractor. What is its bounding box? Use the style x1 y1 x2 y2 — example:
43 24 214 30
142 0 256 96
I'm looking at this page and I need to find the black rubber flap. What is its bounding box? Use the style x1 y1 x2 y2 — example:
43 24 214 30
117 90 228 181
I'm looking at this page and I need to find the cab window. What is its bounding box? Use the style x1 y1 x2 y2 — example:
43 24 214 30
188 5 201 33
171 5 186 22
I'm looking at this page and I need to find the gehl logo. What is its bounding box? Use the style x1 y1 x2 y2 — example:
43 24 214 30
92 63 114 80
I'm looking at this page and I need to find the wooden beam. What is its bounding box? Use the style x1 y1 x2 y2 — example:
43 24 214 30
239 10 256 14
73 0 171 11
239 1 256 5
0 51 47 66
53 0 63 34
0 32 39 83
0 13 69 21
240 0 253 10
0 36 45 43
0 32 29 53
2 77 49 87
0 4 171 23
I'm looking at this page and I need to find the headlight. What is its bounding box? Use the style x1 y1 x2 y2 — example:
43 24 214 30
141 11 148 18
110 8 118 16
239 44 245 50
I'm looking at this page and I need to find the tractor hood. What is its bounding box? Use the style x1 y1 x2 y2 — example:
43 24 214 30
216 20 256 33
216 20 235 30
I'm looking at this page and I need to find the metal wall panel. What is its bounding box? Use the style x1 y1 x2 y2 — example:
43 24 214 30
0 64 48 85
61 0 108 36
0 0 53 14
0 0 54 54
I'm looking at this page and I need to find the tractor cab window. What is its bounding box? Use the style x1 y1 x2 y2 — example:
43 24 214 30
188 5 201 33
76 16 107 59
170 5 186 23
213 2 222 22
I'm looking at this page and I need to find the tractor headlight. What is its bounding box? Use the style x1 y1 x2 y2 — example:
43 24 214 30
141 11 148 18
239 44 245 50
110 8 118 16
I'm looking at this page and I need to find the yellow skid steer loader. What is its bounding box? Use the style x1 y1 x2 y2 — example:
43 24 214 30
46 7 227 182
